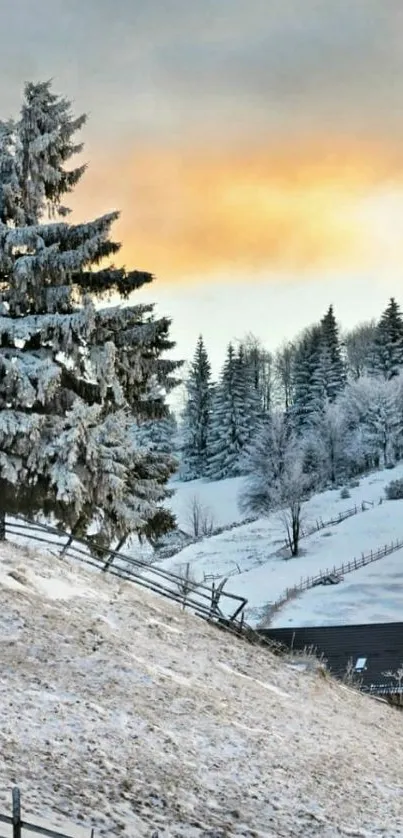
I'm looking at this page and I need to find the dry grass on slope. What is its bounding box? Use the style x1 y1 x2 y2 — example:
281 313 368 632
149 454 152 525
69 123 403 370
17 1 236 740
0 541 401 838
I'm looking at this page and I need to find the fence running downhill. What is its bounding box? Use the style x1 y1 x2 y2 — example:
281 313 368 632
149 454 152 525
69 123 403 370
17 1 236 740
270 536 403 615
4 516 248 634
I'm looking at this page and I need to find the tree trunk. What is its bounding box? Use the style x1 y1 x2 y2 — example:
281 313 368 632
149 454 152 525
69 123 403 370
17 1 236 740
60 516 84 557
0 511 6 541
103 533 128 572
291 505 300 556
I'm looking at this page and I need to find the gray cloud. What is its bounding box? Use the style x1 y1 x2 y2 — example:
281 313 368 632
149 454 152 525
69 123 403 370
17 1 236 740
0 0 402 144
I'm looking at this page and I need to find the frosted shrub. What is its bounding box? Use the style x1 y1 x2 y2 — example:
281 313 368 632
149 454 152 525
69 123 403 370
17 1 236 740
385 479 403 500
240 413 309 557
340 487 351 499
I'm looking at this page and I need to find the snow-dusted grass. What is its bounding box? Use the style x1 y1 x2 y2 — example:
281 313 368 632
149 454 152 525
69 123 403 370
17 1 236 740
1 539 403 837
169 475 245 530
162 464 403 626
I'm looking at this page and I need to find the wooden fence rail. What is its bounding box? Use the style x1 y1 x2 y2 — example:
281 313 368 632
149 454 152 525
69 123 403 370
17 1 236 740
4 517 248 632
281 500 377 553
0 788 92 838
270 536 403 614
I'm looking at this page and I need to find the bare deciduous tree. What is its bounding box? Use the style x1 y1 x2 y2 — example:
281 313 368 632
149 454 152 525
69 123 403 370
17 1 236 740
277 460 308 556
274 341 296 410
185 494 215 538
344 321 377 380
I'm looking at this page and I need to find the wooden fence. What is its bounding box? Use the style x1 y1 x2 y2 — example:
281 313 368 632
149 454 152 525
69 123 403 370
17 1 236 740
4 517 248 632
270 536 403 614
0 788 92 838
156 515 260 560
281 501 376 553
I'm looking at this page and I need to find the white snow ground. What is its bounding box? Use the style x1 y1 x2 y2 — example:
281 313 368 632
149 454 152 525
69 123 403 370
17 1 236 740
161 464 403 627
1 539 403 837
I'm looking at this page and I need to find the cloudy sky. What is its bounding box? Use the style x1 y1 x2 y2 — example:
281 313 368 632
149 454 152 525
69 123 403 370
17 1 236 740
2 0 403 373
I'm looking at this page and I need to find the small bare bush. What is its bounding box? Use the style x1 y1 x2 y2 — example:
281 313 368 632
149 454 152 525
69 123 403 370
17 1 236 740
343 658 363 689
172 561 201 608
186 494 215 538
383 665 403 689
382 665 403 708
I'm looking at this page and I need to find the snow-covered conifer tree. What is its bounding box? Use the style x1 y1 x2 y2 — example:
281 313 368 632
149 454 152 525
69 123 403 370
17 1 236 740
0 120 22 226
181 335 213 479
291 325 326 431
236 343 263 447
0 81 181 549
373 298 403 380
136 412 178 456
320 305 346 400
291 308 345 433
207 343 251 479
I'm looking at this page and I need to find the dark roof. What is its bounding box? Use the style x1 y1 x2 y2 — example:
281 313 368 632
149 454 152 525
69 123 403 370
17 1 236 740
259 622 403 693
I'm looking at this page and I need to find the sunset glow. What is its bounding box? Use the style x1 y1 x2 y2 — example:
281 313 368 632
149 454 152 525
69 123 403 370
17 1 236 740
8 0 403 365
72 141 403 281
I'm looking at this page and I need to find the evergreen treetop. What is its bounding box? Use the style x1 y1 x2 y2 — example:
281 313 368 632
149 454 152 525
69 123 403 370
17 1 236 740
181 334 213 479
207 342 255 480
374 297 403 380
320 304 346 400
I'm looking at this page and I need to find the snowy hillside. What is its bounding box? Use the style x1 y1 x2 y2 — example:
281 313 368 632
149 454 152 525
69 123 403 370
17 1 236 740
163 464 403 627
1 539 403 837
169 474 244 530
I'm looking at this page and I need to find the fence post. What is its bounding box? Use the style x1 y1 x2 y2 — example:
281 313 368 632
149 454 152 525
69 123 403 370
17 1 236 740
12 787 21 838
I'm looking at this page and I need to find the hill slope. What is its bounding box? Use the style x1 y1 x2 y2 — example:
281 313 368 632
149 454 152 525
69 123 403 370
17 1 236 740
163 465 403 626
0 541 402 836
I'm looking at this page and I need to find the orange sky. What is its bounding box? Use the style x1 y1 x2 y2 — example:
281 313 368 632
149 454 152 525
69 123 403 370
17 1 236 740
72 138 403 282
3 0 403 369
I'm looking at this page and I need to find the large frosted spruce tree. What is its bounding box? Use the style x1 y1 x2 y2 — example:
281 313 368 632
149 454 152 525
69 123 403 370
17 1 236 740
0 81 180 548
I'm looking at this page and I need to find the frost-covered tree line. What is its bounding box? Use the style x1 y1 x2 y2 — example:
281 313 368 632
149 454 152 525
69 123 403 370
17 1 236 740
180 298 403 494
0 80 182 550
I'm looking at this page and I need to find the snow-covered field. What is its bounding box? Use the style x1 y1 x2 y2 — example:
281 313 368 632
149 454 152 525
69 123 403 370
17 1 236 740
169 474 245 530
162 464 403 627
1 538 403 837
